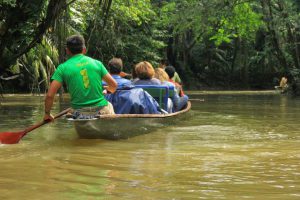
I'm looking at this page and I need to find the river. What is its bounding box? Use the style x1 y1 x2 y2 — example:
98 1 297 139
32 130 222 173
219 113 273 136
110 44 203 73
0 92 299 200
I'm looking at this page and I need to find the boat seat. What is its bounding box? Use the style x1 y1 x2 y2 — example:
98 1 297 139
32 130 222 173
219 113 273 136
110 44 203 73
134 85 170 111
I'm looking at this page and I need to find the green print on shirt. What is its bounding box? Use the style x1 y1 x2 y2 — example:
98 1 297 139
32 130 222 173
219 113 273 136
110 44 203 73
80 69 90 88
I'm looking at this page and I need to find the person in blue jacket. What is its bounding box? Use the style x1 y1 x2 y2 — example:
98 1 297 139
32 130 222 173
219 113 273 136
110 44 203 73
103 57 131 89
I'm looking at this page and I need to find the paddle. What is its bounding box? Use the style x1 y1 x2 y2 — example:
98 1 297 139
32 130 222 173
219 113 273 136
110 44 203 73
189 98 205 102
0 108 71 144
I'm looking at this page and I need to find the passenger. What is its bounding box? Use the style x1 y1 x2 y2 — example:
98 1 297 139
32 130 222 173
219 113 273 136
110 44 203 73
132 61 161 85
280 77 288 88
154 68 174 113
43 34 117 120
165 65 185 96
164 65 189 111
159 59 182 84
158 58 169 69
154 68 171 85
103 57 132 89
104 61 161 114
279 76 288 93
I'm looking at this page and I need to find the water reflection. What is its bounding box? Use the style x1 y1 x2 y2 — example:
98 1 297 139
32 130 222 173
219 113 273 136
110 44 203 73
0 93 300 200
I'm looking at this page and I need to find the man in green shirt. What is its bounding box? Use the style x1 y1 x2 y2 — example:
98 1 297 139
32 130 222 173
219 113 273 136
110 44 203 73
44 35 117 121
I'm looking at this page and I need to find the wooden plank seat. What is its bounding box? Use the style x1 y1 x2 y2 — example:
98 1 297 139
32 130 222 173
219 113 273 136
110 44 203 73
134 85 175 111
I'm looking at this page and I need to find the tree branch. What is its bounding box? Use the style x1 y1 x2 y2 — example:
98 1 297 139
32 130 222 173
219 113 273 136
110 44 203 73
10 0 67 64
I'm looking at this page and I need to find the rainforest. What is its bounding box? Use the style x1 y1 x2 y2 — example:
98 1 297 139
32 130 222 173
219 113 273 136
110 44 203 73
1 0 300 94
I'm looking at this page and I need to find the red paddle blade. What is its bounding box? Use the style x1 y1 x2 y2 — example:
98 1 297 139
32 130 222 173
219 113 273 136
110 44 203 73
0 131 25 144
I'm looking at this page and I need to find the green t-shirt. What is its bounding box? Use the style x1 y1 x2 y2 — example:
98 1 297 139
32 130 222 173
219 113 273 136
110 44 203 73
51 54 108 109
172 72 182 84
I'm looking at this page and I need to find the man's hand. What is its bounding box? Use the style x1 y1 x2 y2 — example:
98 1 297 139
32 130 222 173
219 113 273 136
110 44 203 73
103 86 108 94
43 113 54 122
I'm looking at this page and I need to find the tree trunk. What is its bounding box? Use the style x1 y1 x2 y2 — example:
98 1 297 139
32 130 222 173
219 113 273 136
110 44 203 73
260 0 288 72
277 0 300 69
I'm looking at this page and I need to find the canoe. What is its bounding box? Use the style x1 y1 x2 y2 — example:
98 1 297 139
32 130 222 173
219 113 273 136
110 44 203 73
68 101 191 140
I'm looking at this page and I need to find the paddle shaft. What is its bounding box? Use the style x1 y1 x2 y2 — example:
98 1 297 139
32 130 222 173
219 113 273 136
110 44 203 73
189 98 205 102
0 108 71 144
23 108 71 134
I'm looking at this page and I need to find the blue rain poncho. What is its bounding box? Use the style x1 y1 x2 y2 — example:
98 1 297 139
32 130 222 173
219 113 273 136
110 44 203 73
105 86 161 114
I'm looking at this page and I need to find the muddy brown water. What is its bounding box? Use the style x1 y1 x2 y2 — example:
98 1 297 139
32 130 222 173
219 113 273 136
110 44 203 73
0 92 299 200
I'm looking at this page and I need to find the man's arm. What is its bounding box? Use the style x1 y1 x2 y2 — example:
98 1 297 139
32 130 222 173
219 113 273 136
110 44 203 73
44 80 62 121
102 73 117 93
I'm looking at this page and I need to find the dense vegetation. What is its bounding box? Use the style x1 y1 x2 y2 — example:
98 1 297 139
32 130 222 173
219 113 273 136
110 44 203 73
1 0 300 94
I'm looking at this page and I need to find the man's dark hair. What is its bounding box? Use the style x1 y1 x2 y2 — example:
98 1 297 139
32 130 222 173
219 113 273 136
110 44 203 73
66 35 86 54
165 65 175 79
108 58 123 74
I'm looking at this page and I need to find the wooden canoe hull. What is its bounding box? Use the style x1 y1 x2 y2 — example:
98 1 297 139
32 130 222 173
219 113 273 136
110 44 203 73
70 101 191 139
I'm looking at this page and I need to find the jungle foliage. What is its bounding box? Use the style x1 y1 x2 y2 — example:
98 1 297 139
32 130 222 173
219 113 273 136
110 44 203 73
1 0 300 94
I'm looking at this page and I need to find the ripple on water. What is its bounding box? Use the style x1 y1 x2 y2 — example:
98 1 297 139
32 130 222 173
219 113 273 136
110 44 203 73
1 94 300 200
